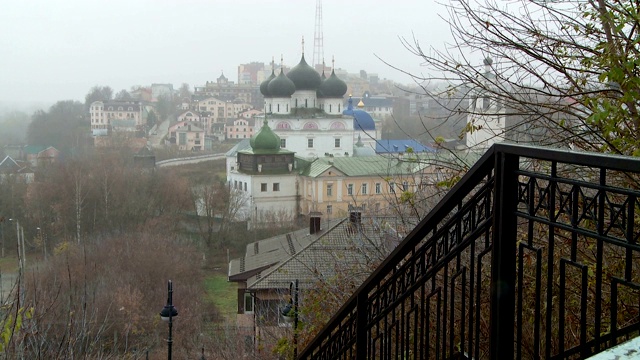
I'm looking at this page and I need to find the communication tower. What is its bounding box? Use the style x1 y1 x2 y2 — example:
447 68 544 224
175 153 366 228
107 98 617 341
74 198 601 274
312 0 324 68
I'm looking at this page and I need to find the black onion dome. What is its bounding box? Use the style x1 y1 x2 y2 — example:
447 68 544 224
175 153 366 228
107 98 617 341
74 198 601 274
317 71 327 98
260 70 276 97
319 70 347 98
287 54 321 90
268 69 296 97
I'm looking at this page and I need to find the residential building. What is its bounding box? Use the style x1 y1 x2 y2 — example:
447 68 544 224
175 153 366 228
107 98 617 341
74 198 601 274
23 146 61 167
225 118 256 140
194 73 262 110
0 156 34 183
151 83 174 101
347 95 394 120
238 62 266 85
168 120 207 149
90 100 145 135
229 213 408 356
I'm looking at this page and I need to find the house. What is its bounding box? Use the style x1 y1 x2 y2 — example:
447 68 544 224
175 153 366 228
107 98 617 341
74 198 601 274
175 123 205 151
239 109 263 119
346 94 394 120
0 156 34 183
229 213 408 356
90 100 145 135
24 146 61 167
194 73 263 110
225 118 256 140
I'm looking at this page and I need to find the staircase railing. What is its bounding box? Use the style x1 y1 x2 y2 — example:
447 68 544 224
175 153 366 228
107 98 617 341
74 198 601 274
298 143 640 359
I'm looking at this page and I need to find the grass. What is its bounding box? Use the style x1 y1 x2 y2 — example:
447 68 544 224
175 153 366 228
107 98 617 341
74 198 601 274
204 273 237 319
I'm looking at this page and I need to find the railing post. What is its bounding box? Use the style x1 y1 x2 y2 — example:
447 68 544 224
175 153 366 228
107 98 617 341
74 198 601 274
356 292 367 360
490 151 519 359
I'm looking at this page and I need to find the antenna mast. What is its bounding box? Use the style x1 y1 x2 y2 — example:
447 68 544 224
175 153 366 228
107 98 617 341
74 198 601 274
312 0 324 68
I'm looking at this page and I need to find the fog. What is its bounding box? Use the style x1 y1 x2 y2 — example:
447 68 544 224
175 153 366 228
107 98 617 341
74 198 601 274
0 0 451 104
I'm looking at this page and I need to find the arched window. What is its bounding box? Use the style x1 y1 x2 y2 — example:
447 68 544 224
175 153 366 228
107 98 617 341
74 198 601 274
276 122 291 129
330 122 345 130
305 99 308 108
303 122 318 130
329 104 332 112
277 104 280 112
118 107 123 111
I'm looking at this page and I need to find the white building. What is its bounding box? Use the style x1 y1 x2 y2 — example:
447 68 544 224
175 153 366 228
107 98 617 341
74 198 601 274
465 58 506 150
90 100 144 135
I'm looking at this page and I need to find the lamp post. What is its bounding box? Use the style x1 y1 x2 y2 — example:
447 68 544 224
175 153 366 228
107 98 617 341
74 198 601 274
159 280 178 360
281 279 299 359
36 227 47 261
8 219 25 271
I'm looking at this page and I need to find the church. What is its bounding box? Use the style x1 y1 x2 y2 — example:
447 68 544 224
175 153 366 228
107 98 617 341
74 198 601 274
225 47 424 226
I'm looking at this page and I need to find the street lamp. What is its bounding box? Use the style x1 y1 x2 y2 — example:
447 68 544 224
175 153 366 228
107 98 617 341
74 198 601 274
36 227 47 261
281 279 299 358
159 280 178 360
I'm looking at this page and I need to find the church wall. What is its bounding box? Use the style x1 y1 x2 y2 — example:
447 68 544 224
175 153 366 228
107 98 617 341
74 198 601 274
291 90 317 109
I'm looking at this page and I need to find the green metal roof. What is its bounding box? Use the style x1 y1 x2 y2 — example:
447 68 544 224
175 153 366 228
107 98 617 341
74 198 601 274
299 154 435 178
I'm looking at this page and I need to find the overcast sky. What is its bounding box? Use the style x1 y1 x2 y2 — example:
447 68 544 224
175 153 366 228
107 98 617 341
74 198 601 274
1 0 452 104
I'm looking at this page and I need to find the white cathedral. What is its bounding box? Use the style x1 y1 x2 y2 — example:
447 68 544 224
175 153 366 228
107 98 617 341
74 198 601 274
259 54 379 158
225 49 382 223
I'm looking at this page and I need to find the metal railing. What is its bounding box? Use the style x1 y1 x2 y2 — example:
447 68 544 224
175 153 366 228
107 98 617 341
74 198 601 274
298 144 640 359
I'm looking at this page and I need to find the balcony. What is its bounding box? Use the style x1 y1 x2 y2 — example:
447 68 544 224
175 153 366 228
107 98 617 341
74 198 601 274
299 144 640 359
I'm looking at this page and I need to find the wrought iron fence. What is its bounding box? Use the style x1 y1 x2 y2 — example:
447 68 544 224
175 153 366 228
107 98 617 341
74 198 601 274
298 144 640 359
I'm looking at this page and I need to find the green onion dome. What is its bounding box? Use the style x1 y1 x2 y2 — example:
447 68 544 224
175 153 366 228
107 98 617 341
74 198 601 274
250 119 281 151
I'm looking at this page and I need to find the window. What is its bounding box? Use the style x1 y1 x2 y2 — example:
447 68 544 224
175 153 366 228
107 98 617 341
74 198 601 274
244 182 247 191
361 183 368 195
234 180 238 189
327 205 333 214
281 139 286 148
307 138 314 148
261 183 267 192
244 292 254 313
347 184 354 195
375 183 381 194
403 181 409 191
335 138 341 147
327 184 333 196
390 182 395 193
273 183 280 191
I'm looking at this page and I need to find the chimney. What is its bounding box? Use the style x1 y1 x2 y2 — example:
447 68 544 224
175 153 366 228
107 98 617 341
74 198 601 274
309 211 322 234
348 205 362 225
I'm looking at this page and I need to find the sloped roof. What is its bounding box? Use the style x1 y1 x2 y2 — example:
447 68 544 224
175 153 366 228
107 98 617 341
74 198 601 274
0 156 20 173
247 216 410 290
225 139 251 157
299 154 433 178
228 219 344 282
375 140 436 154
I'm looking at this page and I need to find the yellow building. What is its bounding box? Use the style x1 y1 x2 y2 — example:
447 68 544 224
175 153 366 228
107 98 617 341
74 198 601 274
298 154 436 217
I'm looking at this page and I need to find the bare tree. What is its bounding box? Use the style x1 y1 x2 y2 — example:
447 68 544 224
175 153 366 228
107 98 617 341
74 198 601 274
390 0 640 155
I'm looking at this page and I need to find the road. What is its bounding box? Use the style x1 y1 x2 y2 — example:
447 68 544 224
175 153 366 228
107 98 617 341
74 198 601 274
148 118 170 148
156 153 226 167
